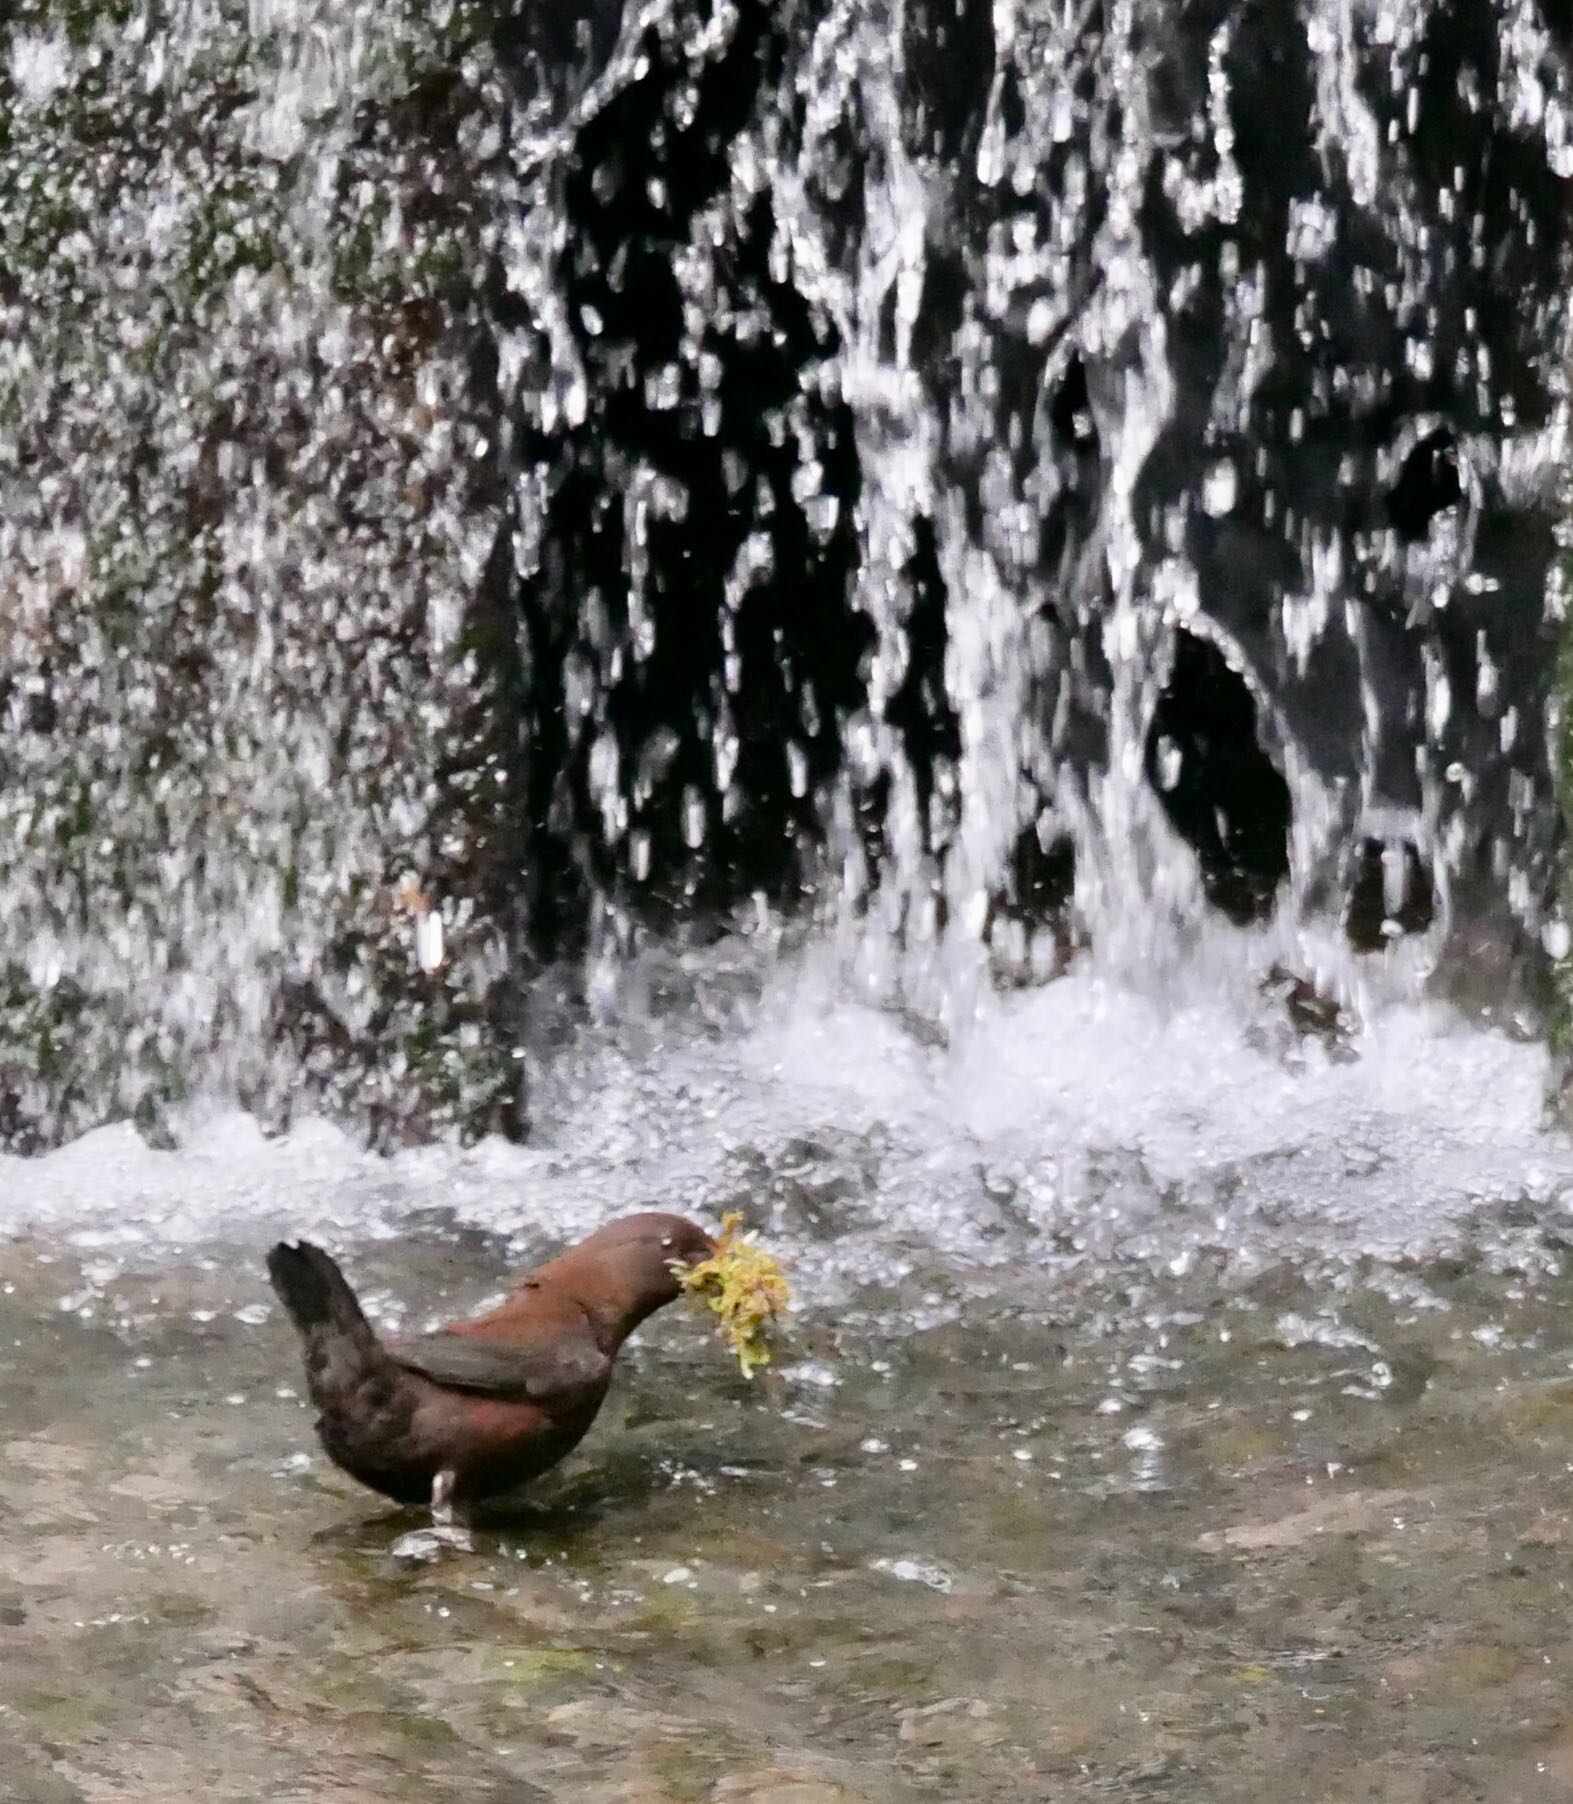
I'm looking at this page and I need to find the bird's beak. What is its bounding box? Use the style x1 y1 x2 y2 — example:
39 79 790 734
665 1233 717 1278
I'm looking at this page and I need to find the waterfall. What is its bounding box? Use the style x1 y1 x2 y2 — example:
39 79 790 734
1 0 1569 1147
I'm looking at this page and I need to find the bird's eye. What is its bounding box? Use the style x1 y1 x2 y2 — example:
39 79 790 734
660 1236 674 1249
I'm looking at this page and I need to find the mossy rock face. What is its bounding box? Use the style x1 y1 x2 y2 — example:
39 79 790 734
0 0 525 1147
0 0 866 1150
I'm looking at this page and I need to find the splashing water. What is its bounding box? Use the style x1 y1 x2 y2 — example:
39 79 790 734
3 934 1570 1312
0 0 1570 1154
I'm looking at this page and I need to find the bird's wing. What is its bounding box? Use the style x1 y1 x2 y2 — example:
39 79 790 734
390 1331 612 1404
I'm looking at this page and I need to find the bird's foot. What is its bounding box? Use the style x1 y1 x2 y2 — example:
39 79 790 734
388 1470 472 1562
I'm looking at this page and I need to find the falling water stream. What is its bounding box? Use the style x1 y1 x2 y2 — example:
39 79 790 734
5 1 1573 1799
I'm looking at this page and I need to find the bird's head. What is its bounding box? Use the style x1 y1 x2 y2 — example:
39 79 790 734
541 1212 716 1346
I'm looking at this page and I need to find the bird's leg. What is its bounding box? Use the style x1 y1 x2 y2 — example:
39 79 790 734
431 1467 456 1524
427 1466 473 1551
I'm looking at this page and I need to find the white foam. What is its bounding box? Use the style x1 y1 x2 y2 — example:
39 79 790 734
8 32 71 109
2 942 1569 1306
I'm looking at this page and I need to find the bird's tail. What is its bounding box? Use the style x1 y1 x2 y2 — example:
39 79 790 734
267 1240 381 1363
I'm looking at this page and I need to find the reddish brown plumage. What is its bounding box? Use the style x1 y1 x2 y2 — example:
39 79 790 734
267 1212 713 1512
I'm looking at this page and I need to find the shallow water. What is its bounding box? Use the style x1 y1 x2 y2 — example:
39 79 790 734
8 948 1573 1801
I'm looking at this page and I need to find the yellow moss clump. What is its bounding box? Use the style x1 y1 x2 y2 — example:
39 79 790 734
676 1213 790 1378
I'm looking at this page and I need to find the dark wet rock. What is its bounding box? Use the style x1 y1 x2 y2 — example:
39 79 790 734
1147 634 1291 927
1345 839 1438 953
1257 965 1359 1064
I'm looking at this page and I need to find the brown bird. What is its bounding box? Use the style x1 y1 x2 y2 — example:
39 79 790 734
267 1212 714 1514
